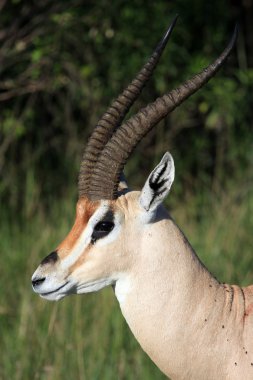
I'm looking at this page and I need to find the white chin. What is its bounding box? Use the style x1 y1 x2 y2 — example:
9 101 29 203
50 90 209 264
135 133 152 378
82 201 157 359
76 278 114 294
37 282 76 301
40 292 67 301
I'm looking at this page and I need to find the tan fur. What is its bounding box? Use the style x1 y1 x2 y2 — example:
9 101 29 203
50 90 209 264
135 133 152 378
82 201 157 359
113 193 253 380
34 191 253 379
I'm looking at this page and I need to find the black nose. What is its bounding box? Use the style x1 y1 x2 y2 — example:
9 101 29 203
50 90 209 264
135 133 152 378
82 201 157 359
41 251 58 265
32 277 46 287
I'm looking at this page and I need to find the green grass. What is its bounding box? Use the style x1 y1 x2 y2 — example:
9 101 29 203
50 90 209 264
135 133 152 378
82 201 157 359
0 183 252 380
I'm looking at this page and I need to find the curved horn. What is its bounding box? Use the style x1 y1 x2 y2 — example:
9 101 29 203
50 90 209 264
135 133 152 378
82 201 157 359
88 25 238 200
78 15 178 198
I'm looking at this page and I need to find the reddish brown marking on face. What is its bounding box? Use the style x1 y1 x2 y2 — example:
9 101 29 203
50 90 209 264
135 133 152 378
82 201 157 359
68 199 116 273
57 197 99 259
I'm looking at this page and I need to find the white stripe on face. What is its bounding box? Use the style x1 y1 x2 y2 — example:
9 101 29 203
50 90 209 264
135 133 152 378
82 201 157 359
61 201 110 270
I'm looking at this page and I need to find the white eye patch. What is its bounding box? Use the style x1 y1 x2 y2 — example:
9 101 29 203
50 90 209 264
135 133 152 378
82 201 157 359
61 201 111 269
61 201 123 270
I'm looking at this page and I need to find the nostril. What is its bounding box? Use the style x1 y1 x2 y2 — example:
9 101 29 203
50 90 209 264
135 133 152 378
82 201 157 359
32 277 46 287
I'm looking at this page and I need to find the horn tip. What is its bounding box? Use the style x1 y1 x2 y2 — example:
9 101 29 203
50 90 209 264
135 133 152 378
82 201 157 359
228 23 238 52
155 14 179 55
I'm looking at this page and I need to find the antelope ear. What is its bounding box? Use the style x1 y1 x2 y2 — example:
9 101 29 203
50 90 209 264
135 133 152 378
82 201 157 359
139 152 175 212
118 172 128 191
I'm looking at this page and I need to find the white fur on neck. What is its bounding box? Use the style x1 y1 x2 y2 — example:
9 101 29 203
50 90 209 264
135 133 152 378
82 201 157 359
115 275 132 305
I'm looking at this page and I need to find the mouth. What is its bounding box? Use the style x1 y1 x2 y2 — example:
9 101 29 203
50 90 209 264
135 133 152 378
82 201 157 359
39 281 70 297
33 280 75 301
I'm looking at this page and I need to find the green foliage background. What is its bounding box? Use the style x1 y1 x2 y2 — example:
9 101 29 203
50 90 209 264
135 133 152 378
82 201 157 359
0 1 253 379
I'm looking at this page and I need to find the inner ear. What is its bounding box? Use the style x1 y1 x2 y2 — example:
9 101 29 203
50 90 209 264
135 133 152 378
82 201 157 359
139 152 175 212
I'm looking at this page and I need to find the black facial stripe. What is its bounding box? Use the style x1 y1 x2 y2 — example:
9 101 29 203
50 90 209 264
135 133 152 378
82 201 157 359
41 251 58 265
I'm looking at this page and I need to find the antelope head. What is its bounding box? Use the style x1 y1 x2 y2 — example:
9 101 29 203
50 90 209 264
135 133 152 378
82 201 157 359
32 18 237 301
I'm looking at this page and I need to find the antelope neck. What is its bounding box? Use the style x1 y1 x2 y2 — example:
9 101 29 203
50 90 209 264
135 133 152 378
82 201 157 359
114 210 246 380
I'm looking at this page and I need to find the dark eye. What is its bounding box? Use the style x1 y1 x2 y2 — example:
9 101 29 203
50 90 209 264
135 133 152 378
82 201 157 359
95 221 114 232
91 221 115 243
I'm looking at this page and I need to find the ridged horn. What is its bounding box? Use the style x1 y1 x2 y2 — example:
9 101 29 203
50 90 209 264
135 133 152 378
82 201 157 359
88 25 238 200
78 15 178 198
